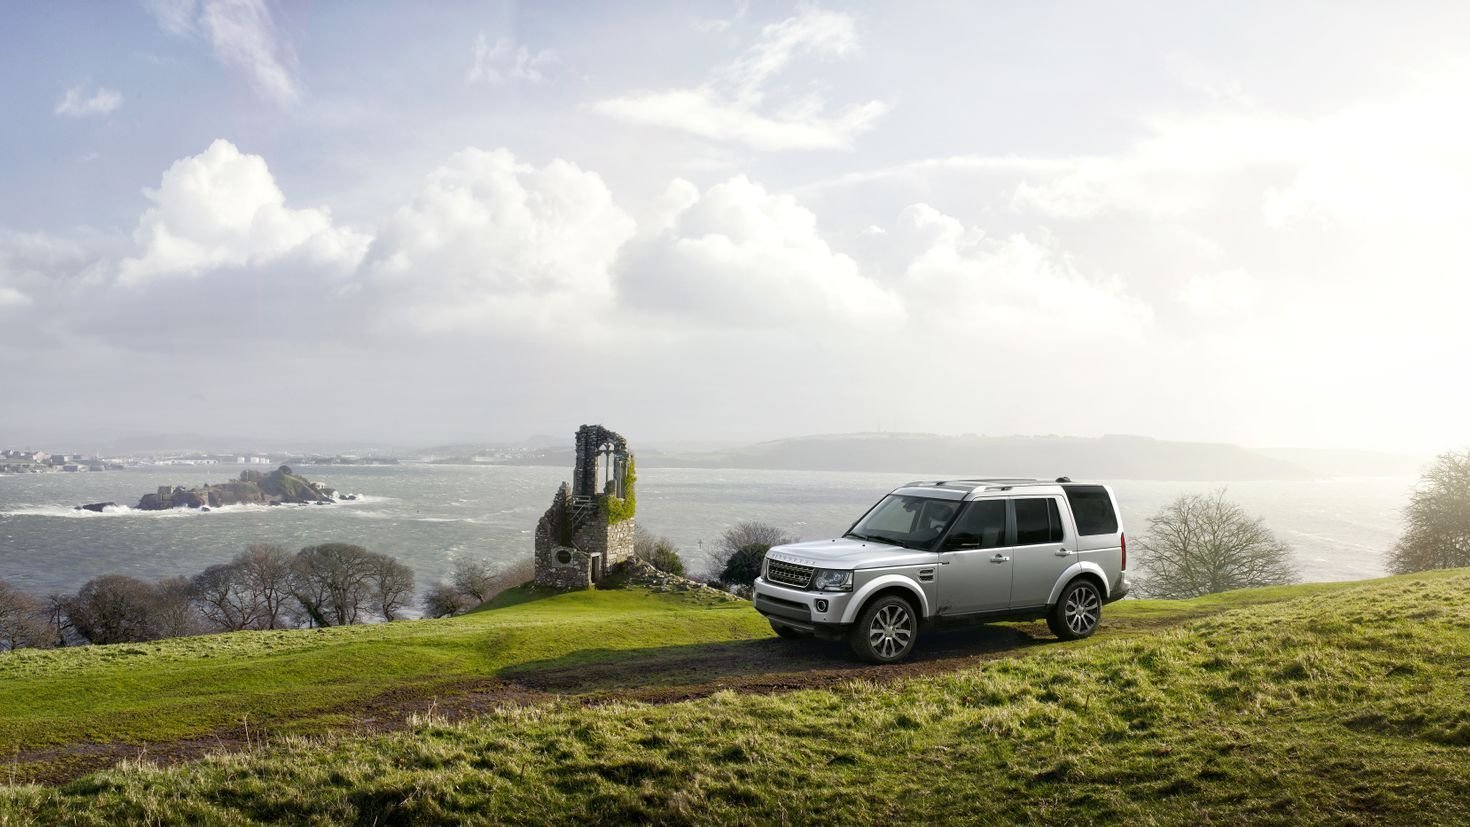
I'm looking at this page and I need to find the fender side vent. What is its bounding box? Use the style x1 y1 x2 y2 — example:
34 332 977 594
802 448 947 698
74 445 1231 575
918 569 935 582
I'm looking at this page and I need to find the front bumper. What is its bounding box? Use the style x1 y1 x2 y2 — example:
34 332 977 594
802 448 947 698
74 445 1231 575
752 577 858 635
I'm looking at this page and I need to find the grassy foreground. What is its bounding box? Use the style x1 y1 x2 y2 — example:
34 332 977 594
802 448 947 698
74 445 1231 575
2 570 1469 823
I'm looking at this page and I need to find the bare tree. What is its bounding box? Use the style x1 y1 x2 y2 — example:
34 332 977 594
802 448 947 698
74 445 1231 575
424 557 533 618
288 544 415 625
710 521 794 587
192 562 257 632
1137 490 1299 599
239 543 293 629
450 558 497 604
370 556 416 621
0 579 50 651
151 576 201 638
422 582 473 619
290 544 379 627
1389 450 1470 574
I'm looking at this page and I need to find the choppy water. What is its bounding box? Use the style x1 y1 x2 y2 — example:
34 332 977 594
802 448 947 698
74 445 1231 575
0 464 1411 601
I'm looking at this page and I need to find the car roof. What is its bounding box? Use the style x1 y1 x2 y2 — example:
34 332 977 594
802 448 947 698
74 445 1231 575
892 478 1108 499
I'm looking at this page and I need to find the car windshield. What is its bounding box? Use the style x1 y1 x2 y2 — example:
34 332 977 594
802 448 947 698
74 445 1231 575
846 495 959 549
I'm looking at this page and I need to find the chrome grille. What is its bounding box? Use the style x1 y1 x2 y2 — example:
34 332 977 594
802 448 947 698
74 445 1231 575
766 558 813 589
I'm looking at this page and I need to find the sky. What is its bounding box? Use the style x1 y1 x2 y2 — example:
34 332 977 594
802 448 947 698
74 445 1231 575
2 1 1468 453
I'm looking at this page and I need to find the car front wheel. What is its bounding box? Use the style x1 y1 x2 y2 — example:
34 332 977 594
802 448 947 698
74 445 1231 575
1048 579 1102 640
849 594 918 663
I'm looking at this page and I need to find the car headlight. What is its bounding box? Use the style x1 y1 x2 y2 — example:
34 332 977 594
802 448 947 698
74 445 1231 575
810 568 853 592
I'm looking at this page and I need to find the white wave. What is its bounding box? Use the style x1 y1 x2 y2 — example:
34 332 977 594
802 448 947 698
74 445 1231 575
334 494 394 505
0 501 341 519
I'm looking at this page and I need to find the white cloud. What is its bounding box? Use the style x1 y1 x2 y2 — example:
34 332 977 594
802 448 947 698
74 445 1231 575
466 34 558 84
146 0 301 105
896 204 1152 342
619 176 903 326
595 7 886 151
54 84 123 117
118 139 367 285
363 148 635 333
1179 268 1262 316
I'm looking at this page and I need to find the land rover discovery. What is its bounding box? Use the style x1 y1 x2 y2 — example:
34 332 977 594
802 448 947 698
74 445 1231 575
752 479 1130 663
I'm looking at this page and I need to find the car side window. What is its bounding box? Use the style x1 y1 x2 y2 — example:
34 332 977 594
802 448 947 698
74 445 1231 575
942 500 1007 550
1015 498 1064 546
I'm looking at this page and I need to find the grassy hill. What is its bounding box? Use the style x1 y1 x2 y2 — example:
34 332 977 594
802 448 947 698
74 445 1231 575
3 571 1469 823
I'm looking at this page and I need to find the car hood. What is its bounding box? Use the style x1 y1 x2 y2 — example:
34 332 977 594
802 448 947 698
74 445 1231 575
765 538 938 570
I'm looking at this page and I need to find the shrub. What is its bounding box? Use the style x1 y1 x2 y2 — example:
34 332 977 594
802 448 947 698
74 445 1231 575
709 521 793 587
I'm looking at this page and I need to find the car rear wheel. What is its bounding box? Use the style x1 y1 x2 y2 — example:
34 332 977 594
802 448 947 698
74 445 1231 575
1048 579 1102 640
771 621 811 639
849 594 918 663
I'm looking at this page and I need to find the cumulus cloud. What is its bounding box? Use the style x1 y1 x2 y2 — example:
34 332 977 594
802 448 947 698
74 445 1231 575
619 176 903 326
54 83 123 117
362 148 635 333
146 0 301 105
118 139 367 285
466 34 558 84
595 7 886 150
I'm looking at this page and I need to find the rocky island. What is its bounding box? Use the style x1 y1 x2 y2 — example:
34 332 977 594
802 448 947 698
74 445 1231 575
108 465 355 511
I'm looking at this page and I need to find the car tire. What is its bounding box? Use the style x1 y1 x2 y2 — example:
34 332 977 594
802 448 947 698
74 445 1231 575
771 621 811 639
1048 579 1103 640
849 594 919 663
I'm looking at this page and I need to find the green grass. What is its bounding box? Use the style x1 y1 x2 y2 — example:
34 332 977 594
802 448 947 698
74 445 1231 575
3 572 1470 824
0 585 762 751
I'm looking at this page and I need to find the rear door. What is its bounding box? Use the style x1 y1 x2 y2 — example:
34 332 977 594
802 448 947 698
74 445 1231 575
937 499 1012 614
1064 485 1123 580
1008 496 1073 609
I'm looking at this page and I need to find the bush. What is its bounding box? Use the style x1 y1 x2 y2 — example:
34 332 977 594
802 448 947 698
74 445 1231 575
64 574 200 644
1389 450 1470 574
634 526 686 576
710 521 793 588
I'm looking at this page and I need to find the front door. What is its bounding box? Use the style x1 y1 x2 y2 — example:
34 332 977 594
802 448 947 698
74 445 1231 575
1008 496 1073 608
937 499 1012 614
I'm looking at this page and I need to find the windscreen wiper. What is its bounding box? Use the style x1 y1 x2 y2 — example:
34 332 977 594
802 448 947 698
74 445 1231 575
849 532 908 548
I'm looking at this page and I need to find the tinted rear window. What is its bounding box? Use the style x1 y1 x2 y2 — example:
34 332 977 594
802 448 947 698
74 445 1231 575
1014 498 1063 545
1065 485 1118 535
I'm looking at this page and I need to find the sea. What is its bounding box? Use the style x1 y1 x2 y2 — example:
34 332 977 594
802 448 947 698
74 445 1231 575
0 464 1412 605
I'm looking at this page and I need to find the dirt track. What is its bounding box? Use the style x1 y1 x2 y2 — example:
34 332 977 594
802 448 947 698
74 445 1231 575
10 615 1164 785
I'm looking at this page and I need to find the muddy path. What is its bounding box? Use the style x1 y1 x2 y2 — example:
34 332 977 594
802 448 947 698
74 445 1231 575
7 615 1168 785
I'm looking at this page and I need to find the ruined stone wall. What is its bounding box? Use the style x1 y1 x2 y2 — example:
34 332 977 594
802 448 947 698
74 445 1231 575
533 483 593 590
571 515 635 568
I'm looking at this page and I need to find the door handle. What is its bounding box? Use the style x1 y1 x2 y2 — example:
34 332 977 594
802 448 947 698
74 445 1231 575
1054 549 1072 557
990 554 1010 564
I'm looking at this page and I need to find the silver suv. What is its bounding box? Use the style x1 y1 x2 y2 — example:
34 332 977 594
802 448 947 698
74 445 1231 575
753 479 1130 663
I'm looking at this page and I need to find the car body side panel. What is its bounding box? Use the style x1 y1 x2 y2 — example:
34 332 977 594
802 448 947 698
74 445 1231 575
1043 560 1113 606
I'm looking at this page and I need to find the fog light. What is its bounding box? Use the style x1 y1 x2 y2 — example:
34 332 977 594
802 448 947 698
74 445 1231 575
815 599 829 613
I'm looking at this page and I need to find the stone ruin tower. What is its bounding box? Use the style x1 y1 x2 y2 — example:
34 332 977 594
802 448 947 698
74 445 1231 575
534 425 636 590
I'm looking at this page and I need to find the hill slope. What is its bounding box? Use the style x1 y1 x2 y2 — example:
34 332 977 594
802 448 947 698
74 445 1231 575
3 572 1470 823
